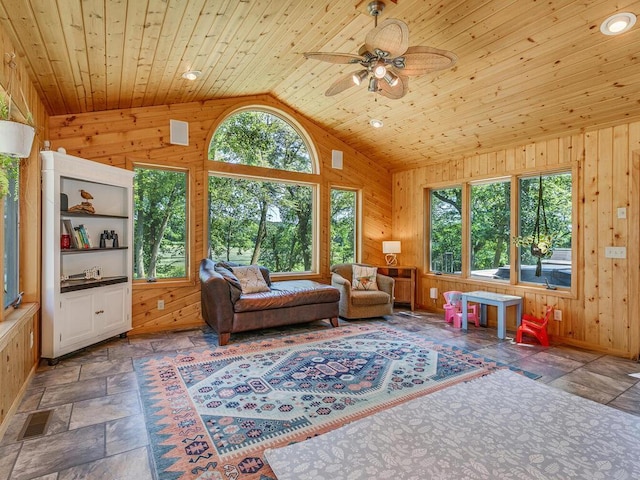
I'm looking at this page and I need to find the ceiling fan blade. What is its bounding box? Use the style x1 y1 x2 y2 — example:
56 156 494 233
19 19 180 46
400 46 458 76
365 19 409 58
378 75 408 99
304 52 363 64
325 71 359 96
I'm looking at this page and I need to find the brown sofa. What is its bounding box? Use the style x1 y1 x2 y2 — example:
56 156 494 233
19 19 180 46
200 259 340 345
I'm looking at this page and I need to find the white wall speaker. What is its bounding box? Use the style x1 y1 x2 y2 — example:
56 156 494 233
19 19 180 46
331 150 343 169
170 119 189 146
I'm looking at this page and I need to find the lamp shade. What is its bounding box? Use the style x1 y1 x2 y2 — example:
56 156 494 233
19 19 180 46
382 241 401 254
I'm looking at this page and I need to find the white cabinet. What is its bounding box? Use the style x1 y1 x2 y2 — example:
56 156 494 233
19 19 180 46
41 151 134 363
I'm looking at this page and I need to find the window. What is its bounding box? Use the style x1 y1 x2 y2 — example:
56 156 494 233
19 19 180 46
210 110 313 173
3 171 19 308
208 175 315 272
133 166 187 280
428 171 572 288
330 188 357 265
470 180 510 279
518 173 572 287
208 107 318 274
430 187 462 274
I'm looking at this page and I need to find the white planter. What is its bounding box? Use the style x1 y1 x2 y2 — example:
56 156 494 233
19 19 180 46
0 120 36 157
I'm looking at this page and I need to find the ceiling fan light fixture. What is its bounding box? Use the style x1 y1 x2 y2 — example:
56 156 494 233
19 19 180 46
182 70 201 81
600 12 636 35
352 70 369 85
384 71 399 87
368 76 378 92
373 63 387 79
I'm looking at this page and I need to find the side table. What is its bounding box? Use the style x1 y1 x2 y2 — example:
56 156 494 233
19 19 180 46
377 265 416 311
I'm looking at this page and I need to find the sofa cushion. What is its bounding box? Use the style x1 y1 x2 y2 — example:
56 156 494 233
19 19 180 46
219 261 272 287
214 265 242 303
231 265 271 294
350 289 391 306
234 280 340 313
352 265 379 291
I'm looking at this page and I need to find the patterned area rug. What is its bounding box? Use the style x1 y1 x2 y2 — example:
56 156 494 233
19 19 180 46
135 324 513 480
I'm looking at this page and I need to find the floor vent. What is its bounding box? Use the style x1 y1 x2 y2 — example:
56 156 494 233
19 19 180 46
17 410 53 440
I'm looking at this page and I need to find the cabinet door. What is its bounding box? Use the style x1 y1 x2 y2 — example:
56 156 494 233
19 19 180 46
98 285 128 334
60 291 97 349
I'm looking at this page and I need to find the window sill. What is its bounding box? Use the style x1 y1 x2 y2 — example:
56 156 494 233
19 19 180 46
0 302 39 351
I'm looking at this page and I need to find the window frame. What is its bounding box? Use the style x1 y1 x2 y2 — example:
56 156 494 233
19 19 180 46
329 186 361 265
207 171 320 276
131 162 191 286
426 167 576 294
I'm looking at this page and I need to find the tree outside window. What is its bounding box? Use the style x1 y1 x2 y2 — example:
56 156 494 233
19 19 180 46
3 171 19 308
470 180 510 279
133 167 187 280
518 173 572 287
208 109 317 274
430 187 462 274
330 188 357 265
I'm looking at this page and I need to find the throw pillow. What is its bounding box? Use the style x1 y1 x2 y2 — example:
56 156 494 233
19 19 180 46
214 265 242 303
231 265 271 294
352 265 379 291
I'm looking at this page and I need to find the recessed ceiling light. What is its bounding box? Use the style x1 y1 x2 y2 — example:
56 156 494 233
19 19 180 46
182 70 201 80
600 12 636 35
370 119 383 128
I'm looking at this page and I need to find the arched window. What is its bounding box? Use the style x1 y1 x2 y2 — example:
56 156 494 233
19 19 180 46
209 109 315 173
208 108 318 274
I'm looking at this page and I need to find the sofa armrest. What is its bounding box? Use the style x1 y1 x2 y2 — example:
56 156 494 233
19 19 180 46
331 272 352 292
199 259 234 335
376 274 394 298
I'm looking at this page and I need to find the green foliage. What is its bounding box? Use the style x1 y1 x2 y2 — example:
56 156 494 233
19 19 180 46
0 153 19 198
207 110 315 273
471 181 511 270
430 187 462 272
133 168 187 279
330 189 356 264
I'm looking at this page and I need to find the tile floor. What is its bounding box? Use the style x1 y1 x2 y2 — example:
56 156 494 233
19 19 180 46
1 310 639 480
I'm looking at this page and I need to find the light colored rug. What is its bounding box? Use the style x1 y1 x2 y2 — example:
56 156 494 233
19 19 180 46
135 323 511 479
266 369 640 480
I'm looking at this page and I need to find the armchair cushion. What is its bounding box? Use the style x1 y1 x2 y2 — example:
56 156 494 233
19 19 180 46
352 265 379 291
350 290 391 306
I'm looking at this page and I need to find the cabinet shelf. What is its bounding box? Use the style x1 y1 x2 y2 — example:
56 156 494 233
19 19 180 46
61 246 128 255
61 275 129 293
61 210 128 219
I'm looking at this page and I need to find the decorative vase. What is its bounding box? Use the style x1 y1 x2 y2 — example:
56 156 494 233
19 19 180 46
0 120 36 157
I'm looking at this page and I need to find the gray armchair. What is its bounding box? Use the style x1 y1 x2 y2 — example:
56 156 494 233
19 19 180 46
330 263 394 319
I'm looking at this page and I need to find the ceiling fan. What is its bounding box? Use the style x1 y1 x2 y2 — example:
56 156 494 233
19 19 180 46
304 1 457 99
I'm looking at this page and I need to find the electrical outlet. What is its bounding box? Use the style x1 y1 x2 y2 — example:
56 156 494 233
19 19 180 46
554 309 562 321
157 299 165 310
605 246 626 259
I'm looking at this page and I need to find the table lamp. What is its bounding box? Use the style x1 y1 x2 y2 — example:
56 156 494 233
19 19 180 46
382 241 401 266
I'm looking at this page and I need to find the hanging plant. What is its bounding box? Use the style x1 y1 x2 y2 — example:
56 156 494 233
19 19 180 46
513 176 554 276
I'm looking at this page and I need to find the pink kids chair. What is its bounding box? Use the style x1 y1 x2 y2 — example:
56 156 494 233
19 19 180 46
443 291 479 328
516 305 553 346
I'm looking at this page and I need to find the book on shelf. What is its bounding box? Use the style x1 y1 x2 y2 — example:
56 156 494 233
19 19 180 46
62 219 79 249
74 225 93 248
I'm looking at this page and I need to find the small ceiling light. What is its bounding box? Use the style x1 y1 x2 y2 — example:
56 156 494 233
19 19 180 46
370 119 383 128
352 70 368 85
182 70 201 80
600 12 636 35
383 71 399 87
373 63 387 79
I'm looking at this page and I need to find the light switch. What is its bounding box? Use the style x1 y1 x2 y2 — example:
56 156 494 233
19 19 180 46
605 246 626 259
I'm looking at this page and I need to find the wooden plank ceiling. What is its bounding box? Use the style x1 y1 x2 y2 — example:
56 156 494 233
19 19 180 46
1 0 639 171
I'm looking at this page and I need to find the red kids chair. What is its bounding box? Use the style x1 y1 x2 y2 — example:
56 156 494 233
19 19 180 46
516 305 553 346
443 291 479 328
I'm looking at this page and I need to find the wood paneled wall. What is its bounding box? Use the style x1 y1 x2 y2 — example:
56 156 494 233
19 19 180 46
48 95 393 334
393 124 640 359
